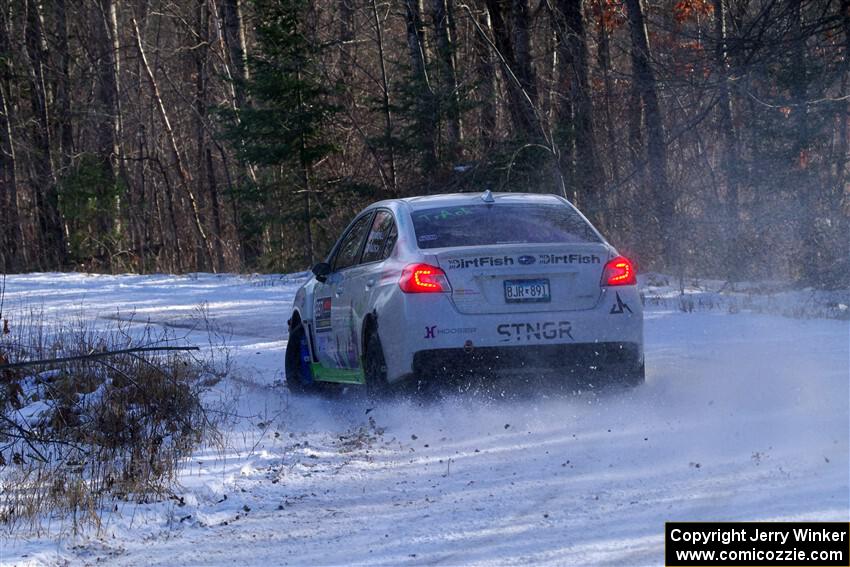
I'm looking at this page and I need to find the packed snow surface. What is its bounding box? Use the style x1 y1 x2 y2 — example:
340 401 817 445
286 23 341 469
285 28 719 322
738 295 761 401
1 273 847 566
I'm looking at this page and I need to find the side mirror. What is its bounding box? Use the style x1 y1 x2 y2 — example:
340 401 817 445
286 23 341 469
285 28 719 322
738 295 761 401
312 262 331 282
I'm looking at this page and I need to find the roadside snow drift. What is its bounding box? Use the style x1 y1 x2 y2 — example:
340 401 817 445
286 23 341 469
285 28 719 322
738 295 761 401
1 273 847 566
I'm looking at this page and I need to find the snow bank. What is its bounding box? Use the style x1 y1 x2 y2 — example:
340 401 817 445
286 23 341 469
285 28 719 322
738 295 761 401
0 273 846 566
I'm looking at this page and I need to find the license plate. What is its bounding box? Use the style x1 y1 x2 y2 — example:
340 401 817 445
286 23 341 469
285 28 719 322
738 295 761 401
504 279 551 303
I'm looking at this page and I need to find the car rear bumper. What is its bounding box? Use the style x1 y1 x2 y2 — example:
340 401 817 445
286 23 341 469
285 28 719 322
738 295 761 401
412 341 641 379
378 286 643 383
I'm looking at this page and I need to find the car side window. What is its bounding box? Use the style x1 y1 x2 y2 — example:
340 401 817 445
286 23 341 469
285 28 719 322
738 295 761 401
333 214 373 271
381 223 398 260
361 211 395 264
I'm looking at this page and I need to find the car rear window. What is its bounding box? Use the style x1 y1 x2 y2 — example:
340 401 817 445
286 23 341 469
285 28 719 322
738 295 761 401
411 203 601 249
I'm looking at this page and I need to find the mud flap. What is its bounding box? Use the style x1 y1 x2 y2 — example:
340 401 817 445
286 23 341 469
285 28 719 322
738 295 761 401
299 334 314 384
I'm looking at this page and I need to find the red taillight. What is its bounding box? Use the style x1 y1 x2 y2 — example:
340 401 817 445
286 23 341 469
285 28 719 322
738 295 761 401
602 256 637 286
399 263 451 293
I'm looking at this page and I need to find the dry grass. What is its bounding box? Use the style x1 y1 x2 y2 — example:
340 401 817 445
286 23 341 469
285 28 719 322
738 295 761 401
0 306 228 534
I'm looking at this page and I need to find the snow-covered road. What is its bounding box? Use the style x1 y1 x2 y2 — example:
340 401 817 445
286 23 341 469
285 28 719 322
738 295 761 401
2 273 847 566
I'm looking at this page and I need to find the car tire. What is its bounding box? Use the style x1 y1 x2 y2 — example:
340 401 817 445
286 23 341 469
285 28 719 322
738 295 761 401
364 331 391 397
285 323 316 395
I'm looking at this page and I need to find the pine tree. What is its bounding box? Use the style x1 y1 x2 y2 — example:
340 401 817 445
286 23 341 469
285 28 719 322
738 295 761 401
222 0 337 269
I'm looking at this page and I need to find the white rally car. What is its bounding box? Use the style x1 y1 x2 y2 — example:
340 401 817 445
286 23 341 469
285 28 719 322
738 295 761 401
285 191 643 394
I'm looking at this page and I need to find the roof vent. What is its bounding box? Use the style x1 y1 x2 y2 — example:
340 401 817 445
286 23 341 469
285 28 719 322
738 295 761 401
481 189 495 203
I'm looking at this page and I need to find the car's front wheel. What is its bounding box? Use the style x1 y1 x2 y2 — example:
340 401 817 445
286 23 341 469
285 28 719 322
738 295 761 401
285 323 317 395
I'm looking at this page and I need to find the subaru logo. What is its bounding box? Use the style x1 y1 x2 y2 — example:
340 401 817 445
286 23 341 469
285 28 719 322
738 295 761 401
518 255 536 265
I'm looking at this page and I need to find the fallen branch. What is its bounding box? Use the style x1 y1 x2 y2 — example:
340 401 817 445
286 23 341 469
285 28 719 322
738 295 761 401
0 346 200 371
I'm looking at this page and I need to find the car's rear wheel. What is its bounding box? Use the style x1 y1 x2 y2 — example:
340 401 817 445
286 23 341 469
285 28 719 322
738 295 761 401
364 331 391 397
285 323 317 394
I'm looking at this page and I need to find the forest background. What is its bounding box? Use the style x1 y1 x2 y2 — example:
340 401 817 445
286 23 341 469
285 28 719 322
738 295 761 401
0 0 846 287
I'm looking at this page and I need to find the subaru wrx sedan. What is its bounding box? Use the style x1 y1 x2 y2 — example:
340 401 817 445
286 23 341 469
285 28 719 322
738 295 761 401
285 191 643 394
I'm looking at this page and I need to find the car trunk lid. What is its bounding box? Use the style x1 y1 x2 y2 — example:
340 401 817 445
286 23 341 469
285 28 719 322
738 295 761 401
434 243 610 314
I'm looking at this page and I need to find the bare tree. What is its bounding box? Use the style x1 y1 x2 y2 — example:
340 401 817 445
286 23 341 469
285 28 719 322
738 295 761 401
431 0 463 160
552 0 603 215
623 0 676 266
404 0 438 171
485 0 541 141
472 4 498 142
132 13 215 271
371 0 399 192
712 0 741 277
0 4 24 270
24 0 64 268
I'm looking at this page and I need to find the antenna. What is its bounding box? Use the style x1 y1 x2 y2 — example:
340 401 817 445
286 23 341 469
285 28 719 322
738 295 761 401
481 189 495 204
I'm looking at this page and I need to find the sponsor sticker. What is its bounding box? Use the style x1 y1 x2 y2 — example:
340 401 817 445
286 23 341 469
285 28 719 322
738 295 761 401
314 297 332 332
538 253 600 265
497 321 573 342
448 256 514 269
610 292 633 314
425 326 477 339
446 254 600 269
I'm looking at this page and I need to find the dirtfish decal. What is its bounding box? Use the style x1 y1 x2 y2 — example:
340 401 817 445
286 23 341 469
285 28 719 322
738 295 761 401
538 254 600 265
447 254 600 269
448 256 514 269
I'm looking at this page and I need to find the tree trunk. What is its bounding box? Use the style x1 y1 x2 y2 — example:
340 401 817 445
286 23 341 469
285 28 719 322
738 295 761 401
484 0 540 141
53 0 74 266
595 0 619 185
554 25 575 200
211 0 251 266
296 66 315 266
93 0 123 267
0 7 24 270
196 0 224 272
132 14 215 270
54 0 73 175
339 0 356 85
219 0 249 111
370 0 399 193
623 0 675 266
712 0 741 279
24 0 64 269
405 0 429 91
0 81 22 271
510 0 537 105
107 0 127 232
472 6 497 142
404 0 438 173
554 0 603 215
789 0 820 284
431 0 462 160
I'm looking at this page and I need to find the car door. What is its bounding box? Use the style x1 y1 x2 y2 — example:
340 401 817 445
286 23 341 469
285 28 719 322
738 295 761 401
332 210 399 368
316 212 374 370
